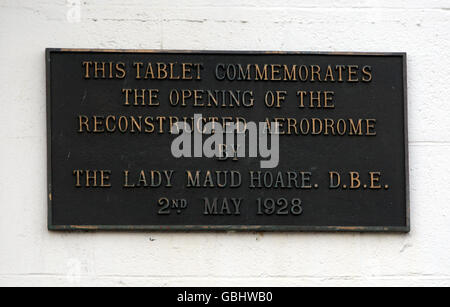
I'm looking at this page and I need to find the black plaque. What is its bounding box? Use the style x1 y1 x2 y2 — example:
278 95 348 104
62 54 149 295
47 49 409 232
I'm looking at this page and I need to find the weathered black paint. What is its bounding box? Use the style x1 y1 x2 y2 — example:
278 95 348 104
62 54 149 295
47 49 409 232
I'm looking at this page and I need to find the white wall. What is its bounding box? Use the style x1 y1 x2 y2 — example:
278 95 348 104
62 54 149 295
0 0 449 287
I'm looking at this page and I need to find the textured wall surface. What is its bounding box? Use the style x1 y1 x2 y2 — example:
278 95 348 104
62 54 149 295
0 0 449 286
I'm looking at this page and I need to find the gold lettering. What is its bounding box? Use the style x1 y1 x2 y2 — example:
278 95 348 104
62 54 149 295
82 61 92 79
144 63 155 79
169 63 180 80
283 64 297 81
366 119 377 136
115 62 126 79
122 89 132 106
157 63 168 79
311 65 321 82
370 172 382 189
100 170 112 187
78 115 90 132
350 172 361 189
271 64 282 81
182 63 193 80
349 119 363 136
73 170 83 187
324 91 335 108
94 62 106 79
85 170 98 187
362 65 373 82
335 65 346 82
324 65 335 82
297 91 307 108
255 64 269 81
348 65 359 82
134 62 143 79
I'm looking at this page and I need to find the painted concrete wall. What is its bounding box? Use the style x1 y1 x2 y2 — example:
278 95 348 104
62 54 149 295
0 0 449 286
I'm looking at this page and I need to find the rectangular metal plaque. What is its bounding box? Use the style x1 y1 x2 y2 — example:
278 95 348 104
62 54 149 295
47 49 409 232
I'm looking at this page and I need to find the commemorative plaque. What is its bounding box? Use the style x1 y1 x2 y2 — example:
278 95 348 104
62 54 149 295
47 49 409 232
